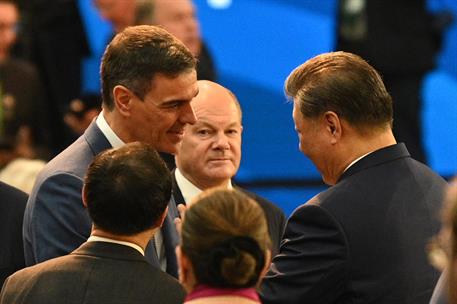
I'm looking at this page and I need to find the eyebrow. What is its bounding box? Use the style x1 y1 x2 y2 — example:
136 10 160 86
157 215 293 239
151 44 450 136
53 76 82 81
196 121 241 128
161 88 199 107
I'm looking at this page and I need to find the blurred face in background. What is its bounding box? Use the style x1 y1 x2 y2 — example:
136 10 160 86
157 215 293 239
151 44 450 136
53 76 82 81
0 2 18 61
153 0 201 56
94 0 136 32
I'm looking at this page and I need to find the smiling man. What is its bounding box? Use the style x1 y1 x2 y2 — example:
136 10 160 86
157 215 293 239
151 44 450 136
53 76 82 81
260 52 447 304
173 80 285 255
23 26 198 278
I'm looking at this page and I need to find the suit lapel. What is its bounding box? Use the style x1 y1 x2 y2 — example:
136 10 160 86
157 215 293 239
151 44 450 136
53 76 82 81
83 120 112 156
171 169 186 206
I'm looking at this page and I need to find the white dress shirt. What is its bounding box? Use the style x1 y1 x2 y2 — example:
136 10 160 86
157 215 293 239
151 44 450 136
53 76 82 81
174 168 232 205
87 235 145 256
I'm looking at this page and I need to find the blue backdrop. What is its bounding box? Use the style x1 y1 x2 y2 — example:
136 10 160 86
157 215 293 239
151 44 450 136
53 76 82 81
79 0 457 215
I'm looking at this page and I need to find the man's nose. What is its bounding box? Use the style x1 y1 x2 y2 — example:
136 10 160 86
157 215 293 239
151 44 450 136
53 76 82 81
213 133 230 150
179 102 197 125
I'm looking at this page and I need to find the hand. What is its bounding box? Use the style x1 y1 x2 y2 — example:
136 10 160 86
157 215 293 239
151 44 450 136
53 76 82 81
174 204 187 236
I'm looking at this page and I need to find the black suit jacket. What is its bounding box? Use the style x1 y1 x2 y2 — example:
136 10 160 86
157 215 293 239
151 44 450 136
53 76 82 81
261 144 446 304
0 241 185 304
0 182 27 287
171 171 286 256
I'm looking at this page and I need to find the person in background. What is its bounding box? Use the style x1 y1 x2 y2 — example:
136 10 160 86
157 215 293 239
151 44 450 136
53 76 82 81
93 0 136 34
135 0 217 81
260 51 447 304
174 80 285 256
0 0 50 163
1 143 186 304
178 188 271 304
23 25 198 281
64 93 102 137
0 181 27 287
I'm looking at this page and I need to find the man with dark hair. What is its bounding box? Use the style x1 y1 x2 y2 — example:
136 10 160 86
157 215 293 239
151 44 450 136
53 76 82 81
0 181 27 287
23 25 198 278
173 80 286 256
260 51 447 304
1 143 185 304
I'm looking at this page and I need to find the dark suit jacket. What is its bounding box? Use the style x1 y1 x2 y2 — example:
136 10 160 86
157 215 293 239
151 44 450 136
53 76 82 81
0 182 27 287
23 121 180 277
0 241 185 304
261 144 446 304
171 171 286 256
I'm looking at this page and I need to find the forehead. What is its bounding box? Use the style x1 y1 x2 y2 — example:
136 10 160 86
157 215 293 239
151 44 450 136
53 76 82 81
192 86 241 123
155 0 194 15
148 71 198 102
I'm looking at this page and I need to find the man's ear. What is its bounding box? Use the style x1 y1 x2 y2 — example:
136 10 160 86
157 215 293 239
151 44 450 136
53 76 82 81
323 111 342 144
112 85 134 116
81 184 88 208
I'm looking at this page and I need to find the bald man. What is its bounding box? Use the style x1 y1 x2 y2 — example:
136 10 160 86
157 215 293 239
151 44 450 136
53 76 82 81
173 81 286 255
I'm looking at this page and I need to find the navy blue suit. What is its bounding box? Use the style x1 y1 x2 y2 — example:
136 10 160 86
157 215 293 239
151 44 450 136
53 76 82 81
22 121 179 277
261 144 446 304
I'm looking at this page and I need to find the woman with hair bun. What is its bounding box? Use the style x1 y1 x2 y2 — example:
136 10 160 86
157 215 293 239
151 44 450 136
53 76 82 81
177 188 272 303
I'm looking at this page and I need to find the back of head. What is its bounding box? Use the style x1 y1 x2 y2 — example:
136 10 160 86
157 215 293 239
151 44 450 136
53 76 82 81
84 142 171 235
285 51 393 133
181 188 271 288
100 25 196 110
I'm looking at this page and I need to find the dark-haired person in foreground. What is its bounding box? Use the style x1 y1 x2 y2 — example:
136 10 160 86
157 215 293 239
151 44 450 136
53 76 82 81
178 188 271 303
23 25 199 277
1 143 185 304
174 80 286 256
261 51 447 304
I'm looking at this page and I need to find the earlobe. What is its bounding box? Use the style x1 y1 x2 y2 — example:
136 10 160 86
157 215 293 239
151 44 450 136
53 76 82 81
112 85 134 116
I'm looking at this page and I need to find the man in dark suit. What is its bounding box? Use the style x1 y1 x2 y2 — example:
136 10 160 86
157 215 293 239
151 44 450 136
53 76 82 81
0 181 27 287
260 52 447 304
23 25 199 278
1 143 185 304
174 80 286 256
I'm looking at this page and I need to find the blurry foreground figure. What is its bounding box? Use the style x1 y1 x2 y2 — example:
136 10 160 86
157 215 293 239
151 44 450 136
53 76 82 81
178 188 271 304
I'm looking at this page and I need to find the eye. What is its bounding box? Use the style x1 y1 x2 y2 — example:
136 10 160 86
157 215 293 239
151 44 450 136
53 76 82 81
197 129 212 136
226 129 239 136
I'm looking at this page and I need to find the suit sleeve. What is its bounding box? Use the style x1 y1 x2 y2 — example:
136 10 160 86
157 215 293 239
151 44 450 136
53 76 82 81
24 173 92 265
260 204 349 304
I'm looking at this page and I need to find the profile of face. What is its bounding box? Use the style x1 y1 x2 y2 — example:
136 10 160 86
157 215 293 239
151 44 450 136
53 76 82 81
153 0 201 56
176 81 242 189
292 100 331 180
93 0 136 32
0 2 18 61
118 71 198 154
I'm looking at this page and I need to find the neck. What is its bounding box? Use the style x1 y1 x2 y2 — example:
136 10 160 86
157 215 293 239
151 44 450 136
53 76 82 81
103 109 132 143
322 129 396 185
90 226 157 251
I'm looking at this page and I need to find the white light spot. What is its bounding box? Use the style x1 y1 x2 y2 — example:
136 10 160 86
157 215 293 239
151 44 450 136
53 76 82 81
207 0 232 10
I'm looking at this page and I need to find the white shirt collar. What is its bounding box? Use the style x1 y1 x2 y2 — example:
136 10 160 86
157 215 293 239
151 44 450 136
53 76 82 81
174 168 232 205
343 151 373 173
87 235 145 256
96 111 125 148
